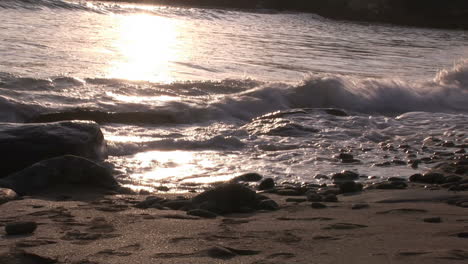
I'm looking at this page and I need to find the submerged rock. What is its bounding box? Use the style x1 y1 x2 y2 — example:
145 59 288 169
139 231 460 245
0 155 117 195
232 172 263 182
0 121 107 176
258 178 275 190
332 170 359 182
409 172 446 184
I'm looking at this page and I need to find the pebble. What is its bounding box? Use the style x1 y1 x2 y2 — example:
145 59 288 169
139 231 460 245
332 170 359 182
311 202 327 209
352 203 369 210
323 194 338 202
258 178 275 190
374 181 407 190
286 198 307 203
5 221 37 235
423 217 442 223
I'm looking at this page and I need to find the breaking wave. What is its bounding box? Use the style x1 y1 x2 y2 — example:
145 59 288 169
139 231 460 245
0 60 467 124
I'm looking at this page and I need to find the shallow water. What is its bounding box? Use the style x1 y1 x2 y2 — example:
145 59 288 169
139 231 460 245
1 0 467 192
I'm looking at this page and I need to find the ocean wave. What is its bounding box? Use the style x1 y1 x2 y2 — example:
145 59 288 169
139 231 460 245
0 0 281 20
0 0 103 12
1 60 467 124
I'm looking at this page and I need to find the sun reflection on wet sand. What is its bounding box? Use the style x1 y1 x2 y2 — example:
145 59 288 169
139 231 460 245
112 150 241 192
131 151 219 180
107 14 182 82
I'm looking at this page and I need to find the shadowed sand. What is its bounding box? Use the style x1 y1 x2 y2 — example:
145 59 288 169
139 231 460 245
0 187 467 264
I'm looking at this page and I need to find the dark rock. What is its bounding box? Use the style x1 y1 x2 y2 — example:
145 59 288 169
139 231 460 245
392 160 407 165
324 108 348 116
257 199 279 210
275 188 304 196
456 232 468 238
205 246 237 259
323 194 338 202
0 121 107 176
455 166 467 175
115 186 136 195
314 174 329 180
306 192 322 202
335 153 354 161
374 161 392 167
334 153 360 163
0 155 118 195
138 189 152 195
332 170 359 182
318 188 340 196
187 209 217 218
409 173 423 182
423 217 442 223
388 177 406 182
442 141 455 147
410 161 419 169
351 203 369 210
232 172 263 182
5 221 37 235
155 186 170 192
444 175 462 183
192 183 258 214
455 149 466 154
337 181 363 194
311 202 327 209
258 178 275 190
421 172 446 184
286 198 307 203
374 181 407 190
0 188 18 204
162 199 193 210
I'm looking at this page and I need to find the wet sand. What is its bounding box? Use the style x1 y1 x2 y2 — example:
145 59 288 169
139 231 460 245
1 186 467 264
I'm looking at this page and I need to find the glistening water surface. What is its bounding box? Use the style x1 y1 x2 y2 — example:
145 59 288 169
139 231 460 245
1 0 467 192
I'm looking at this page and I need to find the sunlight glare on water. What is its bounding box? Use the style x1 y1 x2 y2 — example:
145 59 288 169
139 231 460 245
107 14 183 83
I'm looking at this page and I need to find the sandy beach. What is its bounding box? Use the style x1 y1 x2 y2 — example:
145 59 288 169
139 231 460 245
1 183 467 264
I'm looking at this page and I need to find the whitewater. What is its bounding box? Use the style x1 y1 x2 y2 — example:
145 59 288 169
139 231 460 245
1 0 467 192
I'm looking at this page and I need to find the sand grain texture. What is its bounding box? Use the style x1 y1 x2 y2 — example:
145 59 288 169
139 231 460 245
0 188 467 264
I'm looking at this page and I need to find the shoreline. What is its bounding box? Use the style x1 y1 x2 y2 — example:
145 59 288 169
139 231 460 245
1 175 467 263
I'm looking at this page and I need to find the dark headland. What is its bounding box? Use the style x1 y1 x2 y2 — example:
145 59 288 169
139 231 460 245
103 0 468 29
